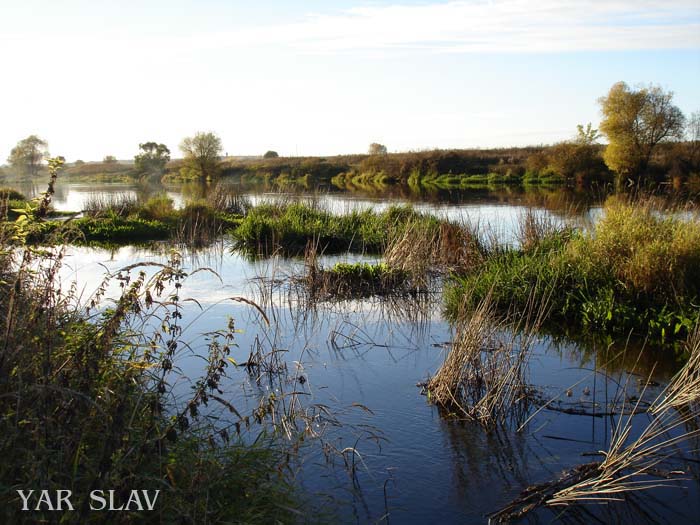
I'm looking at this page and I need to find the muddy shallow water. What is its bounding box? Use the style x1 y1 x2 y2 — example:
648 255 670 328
17 180 700 522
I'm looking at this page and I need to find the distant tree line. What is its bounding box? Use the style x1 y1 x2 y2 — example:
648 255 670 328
4 82 698 188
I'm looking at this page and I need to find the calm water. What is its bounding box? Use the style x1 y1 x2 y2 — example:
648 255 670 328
14 180 700 523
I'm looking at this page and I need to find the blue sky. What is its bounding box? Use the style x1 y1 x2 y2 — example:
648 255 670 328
1 0 699 161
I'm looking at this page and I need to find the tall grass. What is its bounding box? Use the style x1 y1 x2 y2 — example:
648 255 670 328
82 193 140 218
447 197 700 342
232 202 437 256
206 182 252 215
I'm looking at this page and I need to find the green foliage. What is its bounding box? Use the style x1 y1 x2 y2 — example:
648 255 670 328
140 194 176 221
446 198 700 342
7 135 49 177
134 141 171 178
75 215 170 242
1 173 303 522
179 132 223 180
263 150 279 158
233 202 433 255
103 155 118 164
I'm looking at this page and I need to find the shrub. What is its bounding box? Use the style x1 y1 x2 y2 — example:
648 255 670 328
446 197 700 342
140 194 176 221
0 187 26 201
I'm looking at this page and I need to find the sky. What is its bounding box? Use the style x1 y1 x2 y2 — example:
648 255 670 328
1 0 699 162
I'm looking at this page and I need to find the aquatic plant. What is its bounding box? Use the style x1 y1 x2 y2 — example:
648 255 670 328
426 291 548 427
0 166 306 523
82 192 140 218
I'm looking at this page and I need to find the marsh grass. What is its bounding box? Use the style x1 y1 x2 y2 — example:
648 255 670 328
232 201 446 256
447 196 700 342
384 217 487 279
206 182 252 215
427 290 549 427
139 193 176 221
82 192 140 218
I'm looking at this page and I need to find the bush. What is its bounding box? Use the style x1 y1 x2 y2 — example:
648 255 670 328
140 194 175 221
0 187 26 201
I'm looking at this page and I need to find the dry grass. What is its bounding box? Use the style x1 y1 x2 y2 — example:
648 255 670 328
569 196 700 297
491 323 700 521
206 183 251 215
427 291 548 427
384 218 485 280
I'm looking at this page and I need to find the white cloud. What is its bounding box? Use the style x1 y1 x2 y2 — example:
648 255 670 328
208 0 700 54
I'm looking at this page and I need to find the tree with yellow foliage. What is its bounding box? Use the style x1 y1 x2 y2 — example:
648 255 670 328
598 82 685 180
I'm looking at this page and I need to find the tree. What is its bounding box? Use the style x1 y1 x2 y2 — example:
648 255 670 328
179 132 223 180
598 82 685 178
368 143 388 156
7 135 49 176
575 123 600 145
686 111 700 171
74 159 85 166
103 155 118 164
134 142 170 177
263 150 279 159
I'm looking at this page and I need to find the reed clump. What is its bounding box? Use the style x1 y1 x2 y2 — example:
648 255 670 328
384 217 486 280
206 182 252 215
304 260 413 301
427 293 546 427
82 192 140 218
491 324 700 522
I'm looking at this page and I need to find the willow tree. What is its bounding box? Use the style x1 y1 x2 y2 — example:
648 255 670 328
179 132 223 180
7 135 49 176
598 82 685 179
135 142 171 178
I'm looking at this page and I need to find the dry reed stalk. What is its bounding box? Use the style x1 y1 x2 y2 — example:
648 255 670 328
517 208 559 251
491 323 700 521
427 289 547 426
384 218 484 280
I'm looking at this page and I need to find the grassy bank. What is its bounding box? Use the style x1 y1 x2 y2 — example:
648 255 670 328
446 198 700 342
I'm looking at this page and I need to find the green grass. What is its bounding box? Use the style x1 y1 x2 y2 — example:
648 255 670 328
233 202 441 255
5 193 245 246
446 198 700 343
